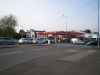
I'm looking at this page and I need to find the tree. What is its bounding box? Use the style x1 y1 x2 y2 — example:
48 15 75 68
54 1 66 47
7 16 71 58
0 14 18 38
19 30 26 38
0 14 17 29
84 29 91 33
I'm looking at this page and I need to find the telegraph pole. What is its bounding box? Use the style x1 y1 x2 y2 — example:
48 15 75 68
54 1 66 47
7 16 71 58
63 15 67 44
97 0 100 48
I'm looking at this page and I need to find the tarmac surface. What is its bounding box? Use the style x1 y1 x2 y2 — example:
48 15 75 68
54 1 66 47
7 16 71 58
0 44 100 75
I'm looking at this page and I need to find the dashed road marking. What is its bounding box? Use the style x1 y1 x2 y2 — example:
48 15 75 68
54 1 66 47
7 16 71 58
0 51 21 56
66 50 79 52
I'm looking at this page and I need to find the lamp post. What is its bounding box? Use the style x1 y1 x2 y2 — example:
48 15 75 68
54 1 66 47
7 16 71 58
63 15 67 44
97 0 100 48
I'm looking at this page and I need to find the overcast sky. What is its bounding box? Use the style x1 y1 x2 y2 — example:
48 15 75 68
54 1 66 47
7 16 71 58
0 0 99 32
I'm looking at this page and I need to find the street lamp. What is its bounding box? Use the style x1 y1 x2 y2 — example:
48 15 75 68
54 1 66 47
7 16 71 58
97 0 100 48
63 15 67 44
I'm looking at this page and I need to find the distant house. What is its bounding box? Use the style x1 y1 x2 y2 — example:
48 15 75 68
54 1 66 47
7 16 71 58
84 32 98 41
26 29 46 39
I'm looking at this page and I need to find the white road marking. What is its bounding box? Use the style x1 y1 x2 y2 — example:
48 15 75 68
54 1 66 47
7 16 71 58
66 50 79 52
0 52 49 71
0 51 21 56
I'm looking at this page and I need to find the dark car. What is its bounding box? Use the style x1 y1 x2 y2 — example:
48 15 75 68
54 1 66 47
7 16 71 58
86 41 99 46
0 37 17 45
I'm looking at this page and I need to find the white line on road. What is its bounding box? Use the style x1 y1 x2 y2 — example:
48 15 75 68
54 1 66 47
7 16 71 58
66 50 79 52
0 51 21 56
0 52 48 72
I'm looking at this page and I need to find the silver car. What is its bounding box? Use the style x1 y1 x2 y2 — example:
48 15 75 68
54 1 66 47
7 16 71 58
18 38 32 44
33 39 46 44
0 37 17 45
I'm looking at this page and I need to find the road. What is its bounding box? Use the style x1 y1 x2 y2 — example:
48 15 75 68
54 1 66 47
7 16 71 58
0 43 68 71
0 43 100 75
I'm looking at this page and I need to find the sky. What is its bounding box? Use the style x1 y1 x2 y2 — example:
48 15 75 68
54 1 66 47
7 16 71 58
0 0 99 32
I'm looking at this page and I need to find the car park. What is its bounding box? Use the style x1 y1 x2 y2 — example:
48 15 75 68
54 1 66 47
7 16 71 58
18 38 32 44
0 37 17 45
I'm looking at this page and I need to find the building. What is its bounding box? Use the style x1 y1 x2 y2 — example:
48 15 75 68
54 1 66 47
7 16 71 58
35 30 85 42
26 29 46 39
26 29 85 43
84 32 98 41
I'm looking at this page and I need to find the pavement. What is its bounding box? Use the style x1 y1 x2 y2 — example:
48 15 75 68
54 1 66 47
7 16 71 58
0 44 100 75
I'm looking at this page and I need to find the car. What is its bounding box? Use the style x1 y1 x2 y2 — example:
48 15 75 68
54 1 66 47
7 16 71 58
0 37 17 45
75 40 85 45
49 39 55 43
18 38 32 44
86 41 99 46
33 39 46 44
71 38 84 45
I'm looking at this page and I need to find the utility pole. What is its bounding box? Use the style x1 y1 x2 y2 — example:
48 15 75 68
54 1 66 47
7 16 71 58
97 0 100 48
63 15 67 44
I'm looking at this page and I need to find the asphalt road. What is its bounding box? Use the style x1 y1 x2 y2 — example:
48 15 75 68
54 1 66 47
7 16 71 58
0 43 68 71
0 43 100 75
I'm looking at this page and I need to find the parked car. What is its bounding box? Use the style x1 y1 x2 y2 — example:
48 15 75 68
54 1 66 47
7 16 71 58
18 38 32 44
71 38 84 45
0 37 17 45
49 39 55 43
86 41 99 46
75 40 84 45
33 39 46 44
